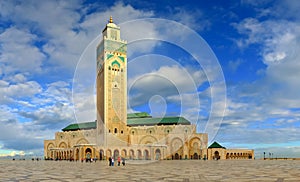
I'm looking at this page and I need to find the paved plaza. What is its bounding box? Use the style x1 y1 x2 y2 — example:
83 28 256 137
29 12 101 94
0 160 299 181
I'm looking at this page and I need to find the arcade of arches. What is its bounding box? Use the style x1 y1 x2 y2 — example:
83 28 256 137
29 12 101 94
44 128 254 161
44 130 209 161
207 142 254 160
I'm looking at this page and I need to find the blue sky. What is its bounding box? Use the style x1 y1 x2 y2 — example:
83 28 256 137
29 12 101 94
0 0 300 158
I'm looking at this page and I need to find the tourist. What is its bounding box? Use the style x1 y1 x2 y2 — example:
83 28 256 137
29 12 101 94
86 153 91 162
108 157 112 166
111 157 114 166
122 158 125 166
117 156 121 166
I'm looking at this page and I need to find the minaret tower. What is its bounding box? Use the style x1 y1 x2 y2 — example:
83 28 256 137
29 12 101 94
96 16 127 146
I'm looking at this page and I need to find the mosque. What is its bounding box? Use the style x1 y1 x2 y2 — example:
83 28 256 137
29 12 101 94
44 17 254 161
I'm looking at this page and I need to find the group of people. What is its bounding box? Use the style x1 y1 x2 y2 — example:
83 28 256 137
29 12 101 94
108 156 125 166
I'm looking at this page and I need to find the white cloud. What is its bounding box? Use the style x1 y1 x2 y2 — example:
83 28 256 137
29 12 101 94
0 81 42 104
0 80 9 87
167 7 210 31
232 16 300 112
128 64 206 107
5 150 26 157
10 73 27 83
264 52 286 63
228 59 243 72
72 92 96 122
234 18 299 66
80 2 156 57
0 105 17 124
0 27 45 75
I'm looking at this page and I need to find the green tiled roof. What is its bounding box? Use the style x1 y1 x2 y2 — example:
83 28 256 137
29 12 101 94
127 112 151 119
62 121 96 131
208 141 226 149
127 116 190 126
62 113 191 131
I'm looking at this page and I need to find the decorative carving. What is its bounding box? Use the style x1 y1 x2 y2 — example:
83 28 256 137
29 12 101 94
105 40 126 53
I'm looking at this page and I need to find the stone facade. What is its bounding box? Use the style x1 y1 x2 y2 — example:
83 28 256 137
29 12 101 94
207 142 254 160
44 121 208 161
44 17 254 161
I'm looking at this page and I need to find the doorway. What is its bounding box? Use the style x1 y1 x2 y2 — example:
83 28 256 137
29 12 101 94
193 153 198 159
85 148 92 162
99 150 104 160
174 153 180 160
214 151 220 160
155 149 161 160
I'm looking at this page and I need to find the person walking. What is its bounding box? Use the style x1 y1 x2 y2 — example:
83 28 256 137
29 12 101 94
122 157 125 166
117 156 121 166
108 157 112 166
111 157 114 166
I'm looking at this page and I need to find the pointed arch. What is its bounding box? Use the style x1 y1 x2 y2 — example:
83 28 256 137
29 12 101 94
58 142 67 148
171 137 184 153
111 60 120 68
139 135 158 144
76 138 89 145
47 143 55 150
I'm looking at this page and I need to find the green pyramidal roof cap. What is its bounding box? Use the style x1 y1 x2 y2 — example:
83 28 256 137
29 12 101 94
208 141 226 149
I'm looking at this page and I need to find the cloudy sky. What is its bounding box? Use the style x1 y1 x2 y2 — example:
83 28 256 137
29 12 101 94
0 0 300 158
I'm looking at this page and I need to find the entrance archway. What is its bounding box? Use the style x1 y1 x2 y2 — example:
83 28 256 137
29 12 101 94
155 149 161 160
214 151 220 160
129 149 134 159
85 148 92 162
75 149 79 160
174 153 180 160
137 150 142 159
121 149 127 158
99 150 104 160
113 149 119 159
144 150 149 160
193 153 198 159
106 149 111 158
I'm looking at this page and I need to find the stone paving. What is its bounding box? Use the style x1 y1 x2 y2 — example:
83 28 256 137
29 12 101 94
0 160 299 181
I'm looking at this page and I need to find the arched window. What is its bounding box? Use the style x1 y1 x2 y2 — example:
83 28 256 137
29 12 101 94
114 128 117 133
108 66 111 70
